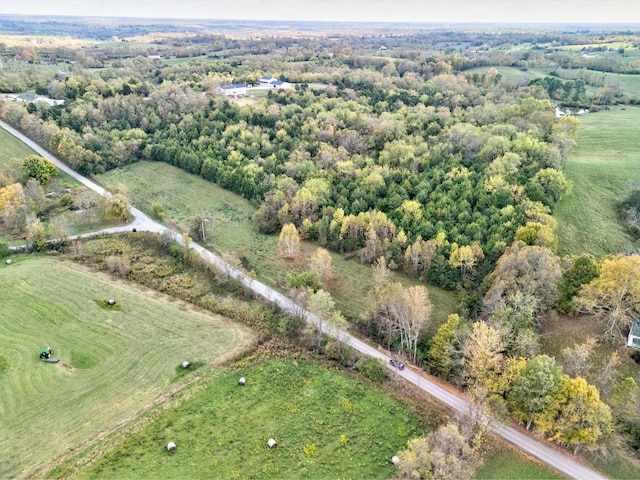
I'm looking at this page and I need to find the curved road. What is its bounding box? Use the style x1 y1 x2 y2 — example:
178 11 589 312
1 120 607 480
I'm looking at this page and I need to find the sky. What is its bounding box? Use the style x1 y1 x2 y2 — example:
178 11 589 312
3 0 640 24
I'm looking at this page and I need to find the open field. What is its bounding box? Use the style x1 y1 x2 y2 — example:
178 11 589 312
64 358 426 479
0 256 253 479
554 106 640 257
54 357 565 480
0 126 38 161
465 66 547 84
97 161 458 327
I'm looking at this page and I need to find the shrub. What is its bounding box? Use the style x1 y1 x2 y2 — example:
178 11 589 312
356 357 387 382
0 237 9 258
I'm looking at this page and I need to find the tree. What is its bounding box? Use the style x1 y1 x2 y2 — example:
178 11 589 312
484 242 562 316
576 255 640 339
278 223 300 259
307 289 335 351
404 236 437 278
514 222 557 251
449 242 484 281
391 285 432 363
429 313 469 384
551 377 613 454
308 247 336 287
104 193 131 222
396 436 433 480
463 321 504 399
396 421 485 480
558 254 600 315
560 337 597 379
22 154 57 184
0 182 25 229
25 213 47 251
509 355 564 430
531 168 573 202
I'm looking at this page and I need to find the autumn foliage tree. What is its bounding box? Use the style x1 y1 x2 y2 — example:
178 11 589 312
576 254 640 340
278 223 300 259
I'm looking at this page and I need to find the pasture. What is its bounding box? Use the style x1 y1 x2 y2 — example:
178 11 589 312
0 256 253 479
96 161 458 327
57 357 563 480
554 106 640 257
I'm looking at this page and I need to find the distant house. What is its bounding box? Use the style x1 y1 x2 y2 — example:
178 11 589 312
216 84 248 96
14 93 64 106
379 45 387 50
628 320 640 349
258 76 291 89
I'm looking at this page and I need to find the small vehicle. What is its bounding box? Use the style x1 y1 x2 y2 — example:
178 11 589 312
389 359 405 370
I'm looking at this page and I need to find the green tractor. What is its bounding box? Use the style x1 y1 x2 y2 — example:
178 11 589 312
39 347 59 363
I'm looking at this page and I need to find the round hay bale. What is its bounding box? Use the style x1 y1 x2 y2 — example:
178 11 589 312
267 438 277 449
5 259 12 265
108 298 116 306
181 361 190 369
391 455 400 466
238 377 246 386
167 441 176 453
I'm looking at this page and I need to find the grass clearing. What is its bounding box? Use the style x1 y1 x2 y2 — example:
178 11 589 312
0 256 253 479
64 358 427 479
96 161 458 326
474 440 565 479
554 106 640 257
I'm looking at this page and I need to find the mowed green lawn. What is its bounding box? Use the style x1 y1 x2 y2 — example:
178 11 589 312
554 106 640 257
0 256 253 479
97 161 458 327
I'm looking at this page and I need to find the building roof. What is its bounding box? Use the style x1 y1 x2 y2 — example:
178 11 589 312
630 319 640 338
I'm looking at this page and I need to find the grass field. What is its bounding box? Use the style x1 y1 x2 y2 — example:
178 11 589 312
464 66 547 84
96 161 458 327
0 256 253 479
0 126 38 161
554 106 640 257
53 357 565 480
63 358 426 479
474 441 564 479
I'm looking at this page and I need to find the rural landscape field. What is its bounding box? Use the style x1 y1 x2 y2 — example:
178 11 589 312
2 7 640 480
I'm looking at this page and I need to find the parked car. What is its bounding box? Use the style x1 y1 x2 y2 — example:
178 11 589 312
389 359 405 370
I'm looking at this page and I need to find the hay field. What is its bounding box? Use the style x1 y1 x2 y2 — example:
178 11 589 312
0 256 253 479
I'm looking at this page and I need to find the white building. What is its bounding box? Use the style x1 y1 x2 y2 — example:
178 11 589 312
217 84 248 96
258 76 291 89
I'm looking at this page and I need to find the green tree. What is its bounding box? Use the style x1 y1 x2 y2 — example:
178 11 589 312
22 154 58 184
558 254 600 314
509 355 564 430
429 313 469 383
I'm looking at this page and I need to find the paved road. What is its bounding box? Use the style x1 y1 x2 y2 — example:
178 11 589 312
1 120 607 480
